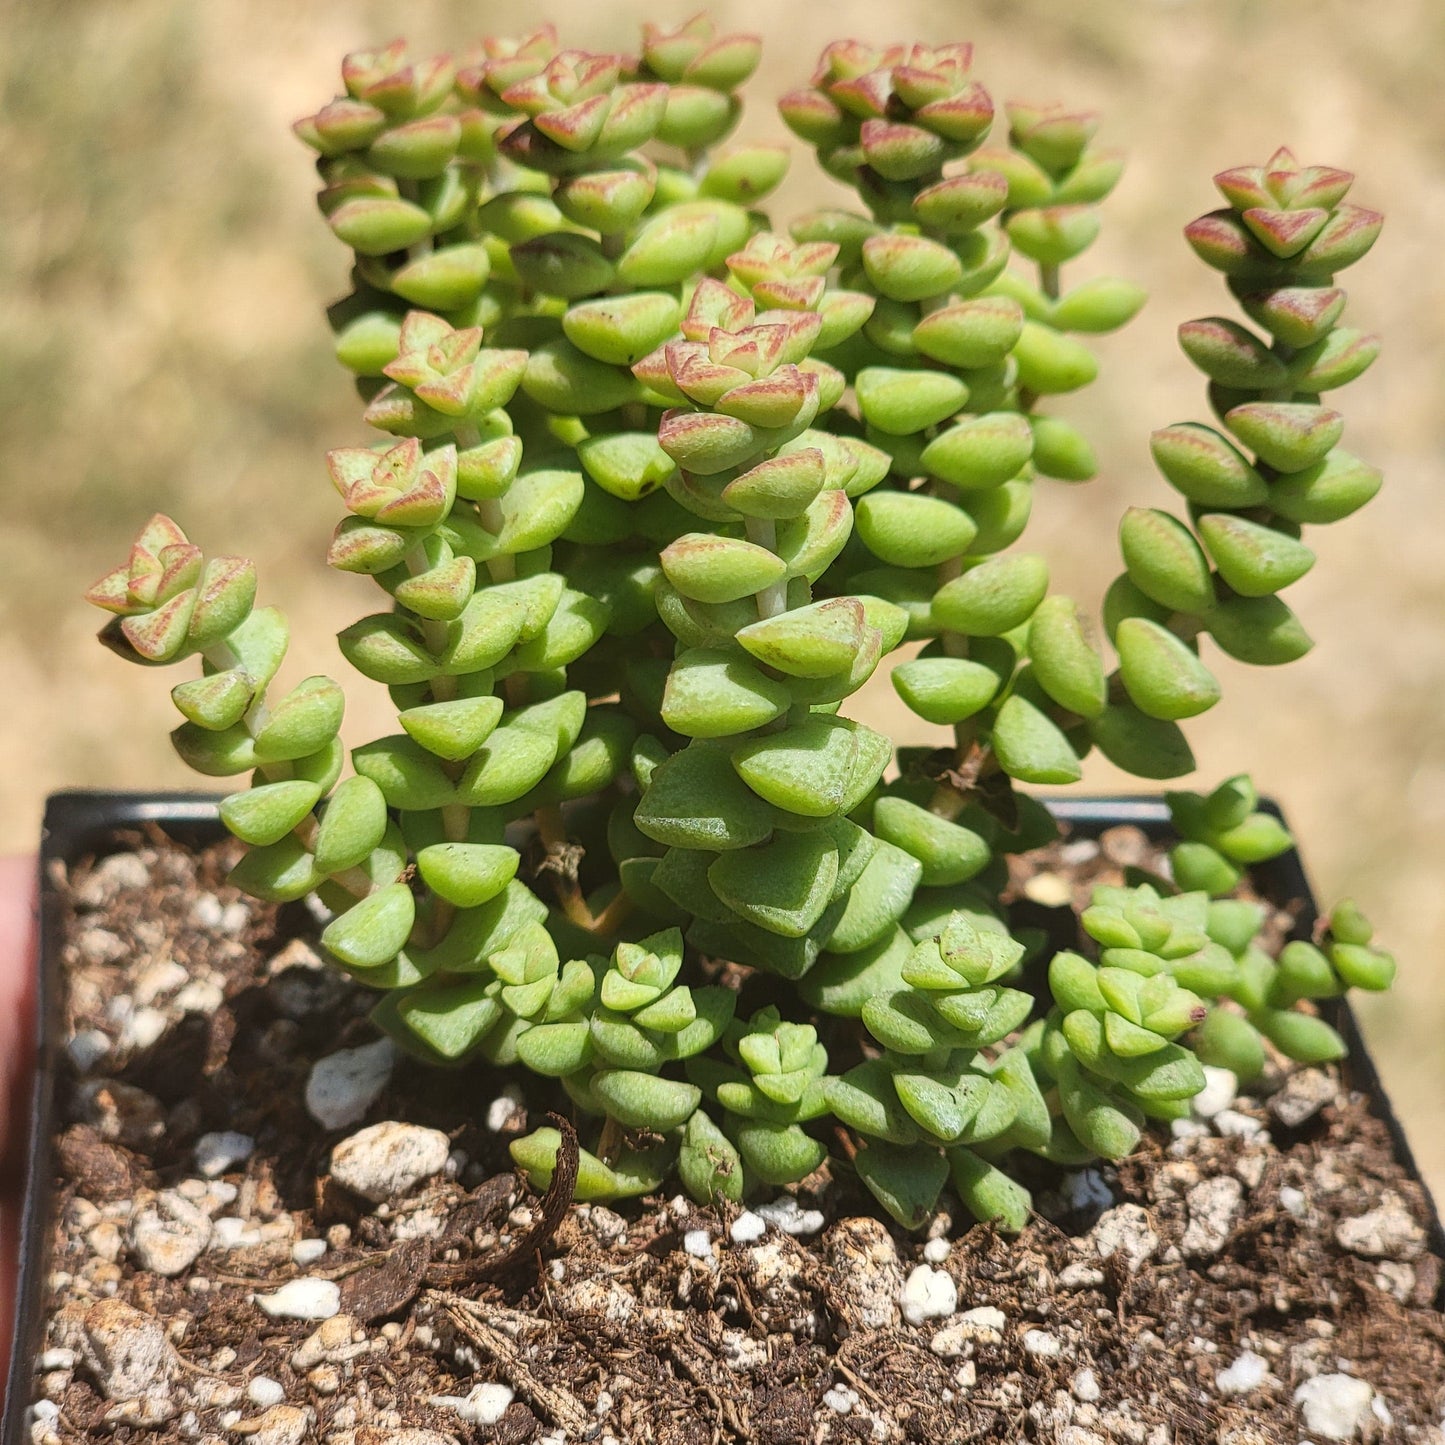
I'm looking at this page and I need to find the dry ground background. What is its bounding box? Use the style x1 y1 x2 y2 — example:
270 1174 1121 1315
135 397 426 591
4 0 1443 1193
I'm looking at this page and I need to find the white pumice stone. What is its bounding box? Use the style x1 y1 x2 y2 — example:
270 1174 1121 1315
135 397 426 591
900 1265 957 1326
1279 1186 1309 1219
304 1039 396 1131
755 1196 825 1237
1216 1350 1270 1396
1293 1373 1376 1440
290 1239 327 1267
252 1280 341 1321
246 1378 284 1408
1192 1066 1238 1120
728 1211 766 1244
429 1383 514 1426
194 1132 254 1179
329 1122 450 1203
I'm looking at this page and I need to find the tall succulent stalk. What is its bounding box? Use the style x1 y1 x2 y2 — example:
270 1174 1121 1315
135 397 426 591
88 24 1393 1231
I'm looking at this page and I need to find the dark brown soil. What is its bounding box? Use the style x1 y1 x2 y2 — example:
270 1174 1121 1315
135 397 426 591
21 826 1445 1445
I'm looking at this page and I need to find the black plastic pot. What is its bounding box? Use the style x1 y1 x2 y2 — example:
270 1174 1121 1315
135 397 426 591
5 789 1442 1440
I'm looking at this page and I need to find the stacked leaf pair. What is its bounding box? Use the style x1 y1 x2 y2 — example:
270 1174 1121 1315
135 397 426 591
627 254 907 983
308 22 778 399
1191 894 1395 1084
825 915 1046 1230
86 519 365 906
1109 148 1383 717
1043 888 1215 1159
780 44 1149 792
1165 774 1294 897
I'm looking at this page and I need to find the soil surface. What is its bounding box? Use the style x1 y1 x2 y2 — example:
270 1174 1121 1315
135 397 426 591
19 826 1445 1445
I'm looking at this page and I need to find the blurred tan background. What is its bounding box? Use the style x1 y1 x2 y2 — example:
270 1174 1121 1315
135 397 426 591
4 0 1443 1193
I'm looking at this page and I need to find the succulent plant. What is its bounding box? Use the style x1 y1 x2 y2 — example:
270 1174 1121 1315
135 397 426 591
88 21 1394 1232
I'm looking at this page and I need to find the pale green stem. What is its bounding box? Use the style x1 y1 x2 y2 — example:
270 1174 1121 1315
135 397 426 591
398 547 470 941
927 553 980 820
205 639 272 736
454 420 517 585
1262 340 1298 405
746 517 788 620
537 804 634 940
398 179 433 264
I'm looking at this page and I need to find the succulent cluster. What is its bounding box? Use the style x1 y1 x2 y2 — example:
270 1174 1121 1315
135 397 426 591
89 21 1394 1231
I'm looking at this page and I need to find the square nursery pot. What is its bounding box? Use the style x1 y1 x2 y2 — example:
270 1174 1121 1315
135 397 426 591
6 788 1444 1444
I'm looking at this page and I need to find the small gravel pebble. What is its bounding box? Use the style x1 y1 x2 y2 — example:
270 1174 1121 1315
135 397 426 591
1335 1191 1425 1260
212 1217 262 1251
729 1211 766 1244
238 1405 307 1445
900 1265 957 1325
1294 1373 1375 1440
823 1385 859 1414
755 1196 826 1237
1071 1368 1100 1403
290 1239 327 1267
1213 1108 1268 1143
1091 1204 1159 1273
67 1030 111 1073
1181 1177 1244 1259
79 1299 173 1401
922 1237 951 1265
429 1383 514 1426
825 1218 903 1332
130 1191 212 1277
1216 1350 1270 1396
246 1378 284 1408
304 1039 396 1131
1279 1186 1308 1219
586 1206 628 1244
329 1121 450 1203
173 978 225 1015
683 1230 713 1260
290 1316 365 1370
1269 1067 1337 1127
119 1007 167 1052
252 1280 341 1321
1192 1066 1238 1120
1061 1168 1114 1214
931 1306 1006 1355
76 853 149 907
1023 1330 1061 1358
194 1132 254 1179
485 1085 526 1132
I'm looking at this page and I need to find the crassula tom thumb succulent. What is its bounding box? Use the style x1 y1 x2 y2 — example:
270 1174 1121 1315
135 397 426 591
87 21 1395 1232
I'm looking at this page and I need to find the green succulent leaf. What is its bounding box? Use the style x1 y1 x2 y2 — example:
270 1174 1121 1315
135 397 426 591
635 742 777 852
220 780 323 847
731 715 889 818
592 1070 702 1130
322 882 417 969
855 1139 948 1230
